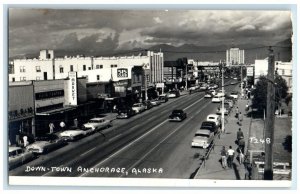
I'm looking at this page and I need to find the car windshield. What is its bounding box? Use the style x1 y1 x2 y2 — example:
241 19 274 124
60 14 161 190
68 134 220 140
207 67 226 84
208 117 215 120
133 104 140 107
172 110 183 114
89 119 103 123
231 91 238 94
195 134 209 138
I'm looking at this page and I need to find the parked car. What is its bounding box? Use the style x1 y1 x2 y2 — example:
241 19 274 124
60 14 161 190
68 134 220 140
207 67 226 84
230 91 239 99
200 121 218 134
116 107 135 119
83 118 113 131
131 103 146 114
168 90 180 98
216 91 225 97
169 109 187 122
216 107 229 116
189 86 196 91
204 92 213 98
224 99 234 108
206 114 221 127
158 94 169 103
26 133 67 154
143 100 153 110
150 99 161 106
210 89 217 96
200 84 208 90
9 146 35 169
212 96 222 103
191 129 214 148
59 127 87 141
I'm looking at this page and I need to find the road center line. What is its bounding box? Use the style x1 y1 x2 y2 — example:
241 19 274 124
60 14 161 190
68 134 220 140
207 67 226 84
80 96 206 177
121 100 212 177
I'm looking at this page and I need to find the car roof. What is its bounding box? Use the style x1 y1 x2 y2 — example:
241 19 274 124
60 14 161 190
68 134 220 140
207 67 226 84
207 114 219 118
90 118 104 121
195 129 211 135
9 146 22 152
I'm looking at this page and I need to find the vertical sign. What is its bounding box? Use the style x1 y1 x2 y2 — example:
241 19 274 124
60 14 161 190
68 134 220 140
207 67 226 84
68 72 77 105
247 67 254 77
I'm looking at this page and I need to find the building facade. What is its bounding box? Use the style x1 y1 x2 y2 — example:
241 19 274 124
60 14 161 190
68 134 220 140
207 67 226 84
9 50 164 84
226 48 245 66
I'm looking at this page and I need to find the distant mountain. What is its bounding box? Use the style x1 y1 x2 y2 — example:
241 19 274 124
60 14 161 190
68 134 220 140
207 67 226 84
10 39 292 64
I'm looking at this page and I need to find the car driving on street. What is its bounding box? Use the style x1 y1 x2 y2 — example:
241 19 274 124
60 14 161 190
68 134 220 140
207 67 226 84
59 127 87 141
212 96 222 103
169 109 187 122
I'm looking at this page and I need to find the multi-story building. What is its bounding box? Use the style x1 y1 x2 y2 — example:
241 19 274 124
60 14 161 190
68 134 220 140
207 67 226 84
226 48 245 66
254 59 292 93
9 50 164 84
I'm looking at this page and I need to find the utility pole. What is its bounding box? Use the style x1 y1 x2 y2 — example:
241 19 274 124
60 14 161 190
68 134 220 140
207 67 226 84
185 63 188 90
240 65 243 96
221 62 225 133
264 46 275 180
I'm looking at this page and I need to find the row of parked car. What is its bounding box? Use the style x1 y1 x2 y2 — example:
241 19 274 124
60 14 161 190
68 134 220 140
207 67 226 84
9 91 183 170
117 91 180 119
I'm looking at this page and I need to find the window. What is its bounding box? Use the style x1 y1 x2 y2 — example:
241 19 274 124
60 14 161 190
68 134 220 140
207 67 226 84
97 75 100 80
36 76 41 80
19 66 25 73
70 65 74 72
20 77 26 81
96 65 103 69
36 66 41 72
83 65 86 71
12 78 15 82
59 66 64 73
88 67 91 70
111 64 117 68
282 69 285 75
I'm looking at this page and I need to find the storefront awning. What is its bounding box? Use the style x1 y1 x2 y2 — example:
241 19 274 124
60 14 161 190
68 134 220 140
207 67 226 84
36 106 77 116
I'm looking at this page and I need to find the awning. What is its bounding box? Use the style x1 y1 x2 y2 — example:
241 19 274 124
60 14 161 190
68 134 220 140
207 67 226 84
36 106 77 116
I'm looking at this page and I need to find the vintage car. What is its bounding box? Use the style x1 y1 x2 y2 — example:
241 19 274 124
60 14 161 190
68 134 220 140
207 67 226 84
83 118 113 131
206 114 221 127
131 103 146 114
230 91 239 99
116 107 135 119
168 90 180 98
212 96 222 103
26 133 67 154
169 109 187 122
200 121 218 134
59 127 87 141
204 92 213 98
150 99 161 106
158 94 169 103
9 146 35 169
216 107 229 116
191 129 214 148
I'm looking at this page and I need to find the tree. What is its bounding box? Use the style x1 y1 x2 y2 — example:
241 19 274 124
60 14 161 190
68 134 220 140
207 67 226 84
252 75 288 113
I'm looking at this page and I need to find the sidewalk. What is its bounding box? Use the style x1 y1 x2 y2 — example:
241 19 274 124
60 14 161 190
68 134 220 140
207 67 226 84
194 97 252 180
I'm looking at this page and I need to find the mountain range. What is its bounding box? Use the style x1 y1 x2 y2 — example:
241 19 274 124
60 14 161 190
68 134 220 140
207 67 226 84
10 38 292 64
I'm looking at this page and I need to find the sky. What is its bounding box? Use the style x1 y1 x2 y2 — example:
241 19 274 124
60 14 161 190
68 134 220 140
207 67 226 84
8 9 293 58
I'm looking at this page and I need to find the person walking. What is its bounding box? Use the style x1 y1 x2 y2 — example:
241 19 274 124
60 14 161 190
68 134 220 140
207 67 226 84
220 146 227 169
238 137 246 154
23 135 28 147
235 107 239 118
49 122 55 133
227 146 235 168
236 128 244 141
238 112 243 126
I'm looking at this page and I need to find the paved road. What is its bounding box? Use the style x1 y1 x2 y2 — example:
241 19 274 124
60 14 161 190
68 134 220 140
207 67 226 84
10 79 238 178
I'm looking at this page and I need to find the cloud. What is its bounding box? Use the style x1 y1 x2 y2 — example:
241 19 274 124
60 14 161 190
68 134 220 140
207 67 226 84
153 17 163 24
237 24 256 31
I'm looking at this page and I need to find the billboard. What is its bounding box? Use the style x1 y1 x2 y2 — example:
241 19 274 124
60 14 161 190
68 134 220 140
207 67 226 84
68 72 77 105
247 67 254 76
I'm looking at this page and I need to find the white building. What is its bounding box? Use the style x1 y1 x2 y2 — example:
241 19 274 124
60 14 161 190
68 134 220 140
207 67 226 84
226 48 245 66
254 59 292 93
9 50 164 84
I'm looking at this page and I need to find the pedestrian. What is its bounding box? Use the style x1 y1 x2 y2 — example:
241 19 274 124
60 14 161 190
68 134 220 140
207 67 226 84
238 112 243 126
220 146 227 169
23 135 28 147
238 137 246 154
60 121 66 131
227 145 235 168
235 107 239 118
49 122 55 133
73 118 78 128
236 128 244 141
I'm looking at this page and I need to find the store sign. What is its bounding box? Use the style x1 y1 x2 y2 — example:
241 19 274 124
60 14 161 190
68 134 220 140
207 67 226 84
156 83 165 88
117 68 128 78
68 72 77 105
247 67 254 76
